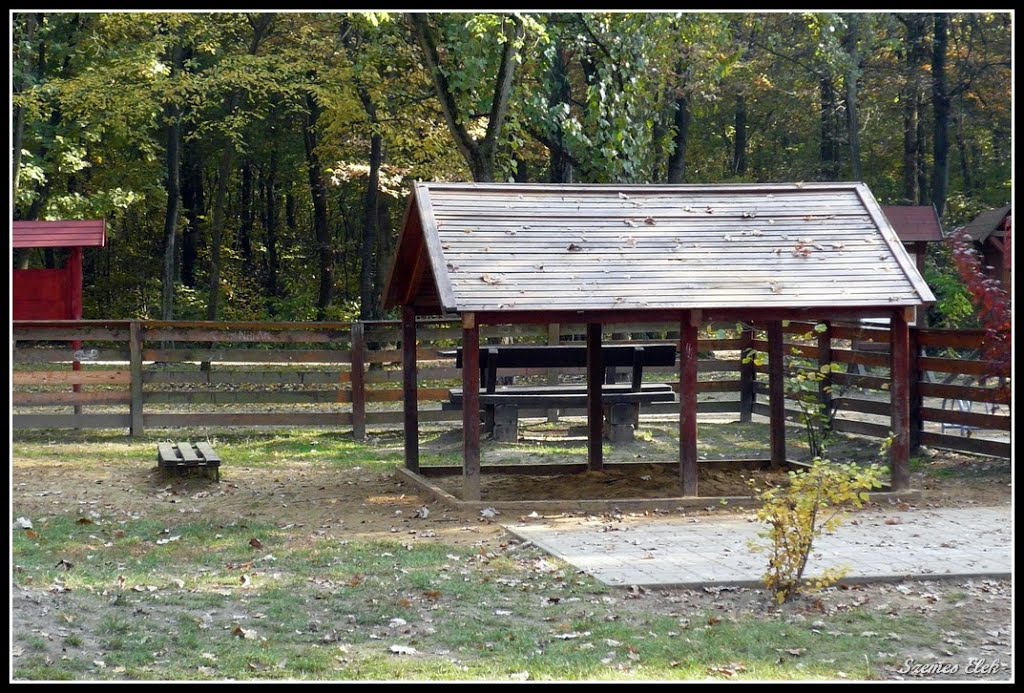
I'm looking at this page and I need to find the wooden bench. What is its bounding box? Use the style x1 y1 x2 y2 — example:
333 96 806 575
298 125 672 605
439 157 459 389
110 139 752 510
157 441 221 481
444 344 677 442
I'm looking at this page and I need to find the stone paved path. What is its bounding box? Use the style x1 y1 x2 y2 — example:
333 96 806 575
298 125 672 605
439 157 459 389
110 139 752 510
507 506 1012 587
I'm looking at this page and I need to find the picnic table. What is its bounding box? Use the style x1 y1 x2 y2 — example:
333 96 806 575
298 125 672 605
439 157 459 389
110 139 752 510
442 344 677 442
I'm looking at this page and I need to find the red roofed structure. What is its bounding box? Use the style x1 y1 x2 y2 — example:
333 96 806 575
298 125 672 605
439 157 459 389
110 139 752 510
13 220 106 320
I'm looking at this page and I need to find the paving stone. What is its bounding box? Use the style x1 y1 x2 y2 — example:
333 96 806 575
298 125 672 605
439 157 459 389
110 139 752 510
507 507 1012 587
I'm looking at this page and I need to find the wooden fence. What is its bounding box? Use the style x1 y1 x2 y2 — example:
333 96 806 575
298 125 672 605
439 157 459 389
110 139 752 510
12 319 1010 458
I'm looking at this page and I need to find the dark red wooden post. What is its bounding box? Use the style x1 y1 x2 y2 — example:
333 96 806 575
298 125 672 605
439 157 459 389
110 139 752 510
890 308 911 491
350 321 366 441
586 322 603 472
70 247 84 417
462 313 481 500
767 320 786 466
738 326 754 423
401 306 419 473
680 312 699 495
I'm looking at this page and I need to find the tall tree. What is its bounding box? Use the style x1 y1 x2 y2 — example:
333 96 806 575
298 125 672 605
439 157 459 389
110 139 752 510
931 12 951 216
160 43 185 320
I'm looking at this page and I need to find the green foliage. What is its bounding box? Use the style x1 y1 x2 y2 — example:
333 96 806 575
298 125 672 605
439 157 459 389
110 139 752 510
749 459 886 604
11 12 1012 321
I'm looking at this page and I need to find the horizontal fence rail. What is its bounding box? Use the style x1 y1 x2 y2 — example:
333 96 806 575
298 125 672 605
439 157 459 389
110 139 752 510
11 319 1011 458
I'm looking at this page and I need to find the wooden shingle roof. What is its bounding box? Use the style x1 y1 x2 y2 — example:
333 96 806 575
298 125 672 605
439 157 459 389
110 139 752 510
960 205 1011 242
384 182 935 315
13 220 107 248
881 205 943 243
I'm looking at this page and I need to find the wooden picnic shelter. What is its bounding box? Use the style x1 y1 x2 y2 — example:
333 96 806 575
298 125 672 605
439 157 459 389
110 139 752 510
383 182 935 501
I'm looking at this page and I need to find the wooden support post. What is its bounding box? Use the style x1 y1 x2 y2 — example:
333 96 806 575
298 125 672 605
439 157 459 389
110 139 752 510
129 321 144 437
908 324 923 453
546 323 560 422
586 322 603 472
767 320 786 466
462 313 481 500
817 320 832 421
350 322 366 441
890 309 911 491
738 326 754 423
680 313 699 496
401 306 419 473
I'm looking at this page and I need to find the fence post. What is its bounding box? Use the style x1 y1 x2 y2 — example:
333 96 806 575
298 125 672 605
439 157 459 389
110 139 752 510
350 322 367 441
738 326 755 423
908 325 923 453
129 320 144 437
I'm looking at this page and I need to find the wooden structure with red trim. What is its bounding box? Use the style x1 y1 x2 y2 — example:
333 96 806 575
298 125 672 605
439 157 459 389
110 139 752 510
13 220 106 320
384 183 935 500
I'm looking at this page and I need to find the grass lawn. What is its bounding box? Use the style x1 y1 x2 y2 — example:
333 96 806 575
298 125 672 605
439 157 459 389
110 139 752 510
11 424 1012 681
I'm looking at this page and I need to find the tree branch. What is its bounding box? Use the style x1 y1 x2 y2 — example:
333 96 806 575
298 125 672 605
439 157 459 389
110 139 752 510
481 14 524 158
408 13 478 165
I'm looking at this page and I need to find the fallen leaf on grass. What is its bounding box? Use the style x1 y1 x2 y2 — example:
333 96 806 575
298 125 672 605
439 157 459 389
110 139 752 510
884 518 903 525
509 671 530 681
389 645 417 656
14 517 33 529
76 517 94 525
480 507 500 520
240 574 252 588
249 538 263 549
780 648 806 656
155 535 181 545
232 626 258 640
93 660 106 669
55 559 74 571
25 530 39 540
201 652 217 661
12 646 24 657
707 663 747 678
413 506 430 519
422 590 442 601
198 666 217 676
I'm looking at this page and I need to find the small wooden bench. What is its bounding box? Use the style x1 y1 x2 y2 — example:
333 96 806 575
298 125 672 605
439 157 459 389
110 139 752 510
157 441 221 481
444 344 677 442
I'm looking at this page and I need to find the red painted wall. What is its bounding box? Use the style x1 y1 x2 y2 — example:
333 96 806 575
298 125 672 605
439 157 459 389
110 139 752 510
12 269 71 320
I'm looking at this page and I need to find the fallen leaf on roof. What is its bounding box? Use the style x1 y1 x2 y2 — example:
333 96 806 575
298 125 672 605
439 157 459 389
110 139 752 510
742 211 757 218
644 216 656 225
567 243 583 251
480 274 502 284
624 219 638 227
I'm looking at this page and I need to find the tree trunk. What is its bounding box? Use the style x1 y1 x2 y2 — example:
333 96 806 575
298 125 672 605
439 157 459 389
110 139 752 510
302 91 333 320
264 147 279 306
239 159 254 273
667 65 692 184
548 39 574 184
931 12 951 217
900 13 927 203
160 45 184 321
180 134 203 288
731 94 747 177
12 14 39 207
205 134 235 321
356 92 382 321
843 15 863 181
819 78 841 180
955 104 973 194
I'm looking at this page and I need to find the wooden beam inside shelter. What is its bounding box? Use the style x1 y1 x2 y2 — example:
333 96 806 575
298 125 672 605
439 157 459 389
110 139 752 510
462 312 481 500
401 306 419 472
586 322 603 471
679 312 699 495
